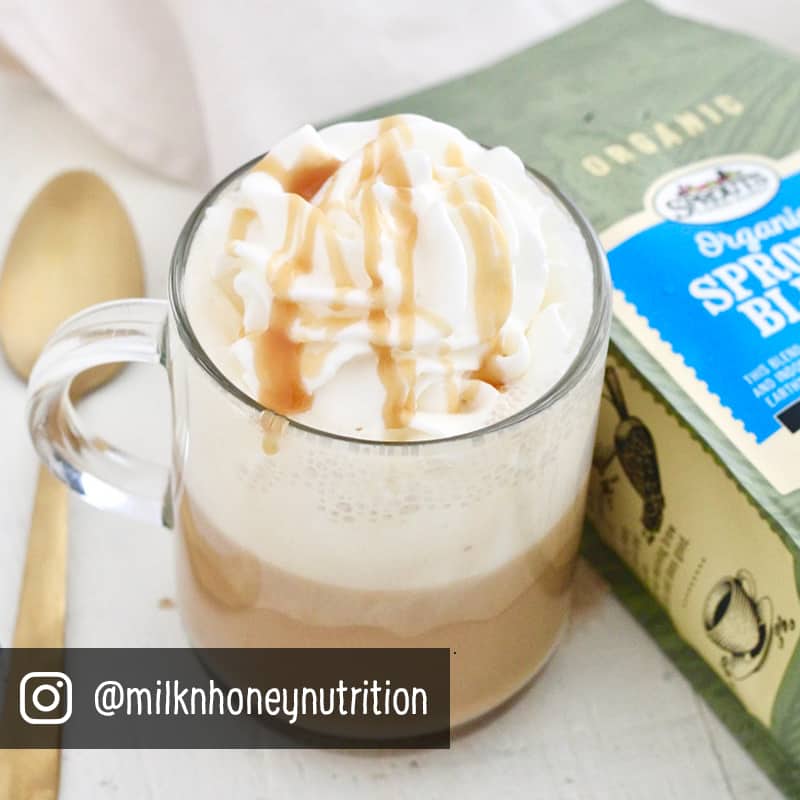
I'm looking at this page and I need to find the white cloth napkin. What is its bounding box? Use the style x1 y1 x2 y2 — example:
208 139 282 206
0 0 797 184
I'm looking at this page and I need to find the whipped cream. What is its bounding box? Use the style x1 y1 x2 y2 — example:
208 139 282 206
186 114 594 440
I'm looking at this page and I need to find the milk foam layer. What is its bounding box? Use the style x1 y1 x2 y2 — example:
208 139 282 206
174 336 605 593
185 115 593 440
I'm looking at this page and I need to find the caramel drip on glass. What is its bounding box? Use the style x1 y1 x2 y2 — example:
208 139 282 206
259 412 288 455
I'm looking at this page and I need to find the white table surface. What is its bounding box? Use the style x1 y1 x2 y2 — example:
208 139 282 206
0 55 787 800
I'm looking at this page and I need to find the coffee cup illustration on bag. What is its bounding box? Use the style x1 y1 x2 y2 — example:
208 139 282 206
703 569 773 680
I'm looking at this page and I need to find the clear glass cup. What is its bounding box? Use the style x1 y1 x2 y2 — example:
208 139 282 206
27 158 611 726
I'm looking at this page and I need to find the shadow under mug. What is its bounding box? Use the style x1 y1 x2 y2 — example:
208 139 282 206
26 159 612 726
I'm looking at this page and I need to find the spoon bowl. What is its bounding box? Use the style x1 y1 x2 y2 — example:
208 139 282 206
0 170 144 390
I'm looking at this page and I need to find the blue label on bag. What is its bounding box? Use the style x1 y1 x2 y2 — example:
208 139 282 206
609 160 800 444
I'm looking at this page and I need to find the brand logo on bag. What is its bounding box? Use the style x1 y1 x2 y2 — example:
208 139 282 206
651 159 779 225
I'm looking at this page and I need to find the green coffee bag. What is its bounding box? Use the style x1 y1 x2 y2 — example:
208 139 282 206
357 1 800 793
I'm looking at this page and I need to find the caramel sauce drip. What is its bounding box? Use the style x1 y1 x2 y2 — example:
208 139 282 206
460 204 512 390
360 182 401 427
468 206 513 389
376 348 416 430
470 349 506 390
252 195 318 415
473 178 507 388
446 175 495 214
359 124 422 430
447 183 465 205
298 307 365 336
472 177 497 216
380 115 410 135
458 381 481 410
226 208 256 249
381 154 413 189
253 301 311 415
383 182 419 427
391 187 418 352
300 343 336 380
443 351 459 414
445 176 510 390
359 118 413 184
323 223 353 290
445 142 465 167
361 185 384 305
416 307 452 337
253 146 342 201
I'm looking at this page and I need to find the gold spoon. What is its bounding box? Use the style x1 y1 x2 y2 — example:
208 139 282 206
0 171 144 799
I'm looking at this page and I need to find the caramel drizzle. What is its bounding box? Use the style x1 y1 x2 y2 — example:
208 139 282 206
445 142 466 167
226 208 256 248
252 195 318 415
300 342 336 380
378 181 419 428
298 307 366 336
323 224 353 292
252 146 342 201
445 175 511 389
416 307 453 337
225 116 514 430
359 116 413 184
359 120 422 429
462 202 512 388
441 346 459 414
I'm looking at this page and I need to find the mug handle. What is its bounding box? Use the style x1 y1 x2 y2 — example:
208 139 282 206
27 299 172 528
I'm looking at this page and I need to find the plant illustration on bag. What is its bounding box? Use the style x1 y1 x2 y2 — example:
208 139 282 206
595 366 665 543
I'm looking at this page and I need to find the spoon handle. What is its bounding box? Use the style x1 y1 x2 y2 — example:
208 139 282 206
0 749 61 800
0 466 67 799
13 466 68 650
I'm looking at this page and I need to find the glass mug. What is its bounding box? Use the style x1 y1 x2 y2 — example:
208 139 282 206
27 159 611 726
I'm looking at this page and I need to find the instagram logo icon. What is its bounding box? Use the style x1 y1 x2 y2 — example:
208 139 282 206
19 672 73 725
